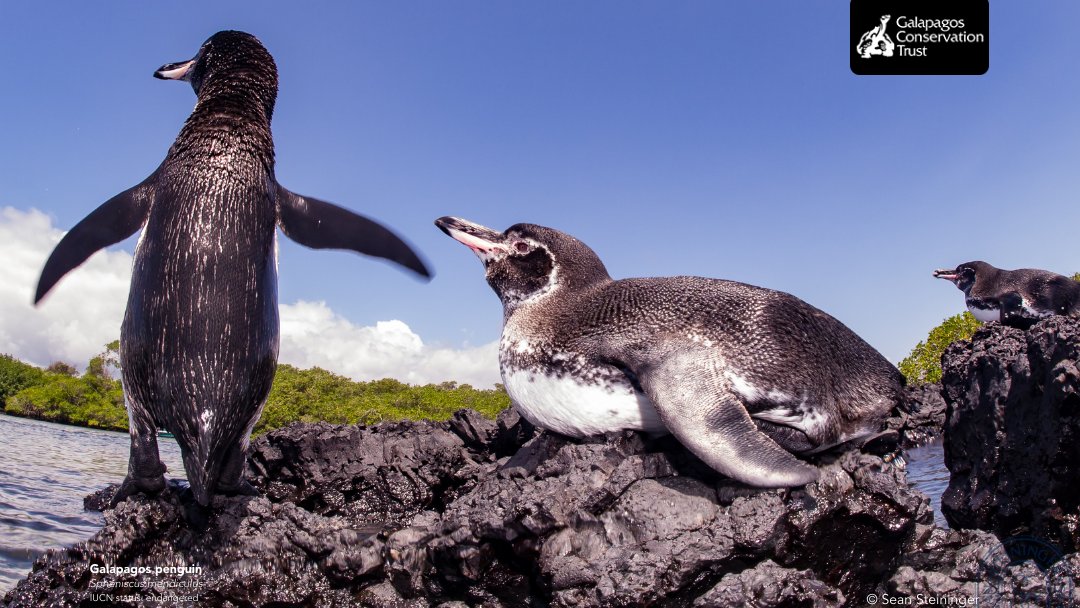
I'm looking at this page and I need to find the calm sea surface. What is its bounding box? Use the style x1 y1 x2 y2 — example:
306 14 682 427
0 413 952 593
905 438 950 528
0 413 183 592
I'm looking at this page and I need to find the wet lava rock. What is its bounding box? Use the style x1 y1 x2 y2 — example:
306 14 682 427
941 316 1080 555
6 319 1080 608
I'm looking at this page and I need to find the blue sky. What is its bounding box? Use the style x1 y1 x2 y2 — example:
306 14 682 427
2 2 1079 379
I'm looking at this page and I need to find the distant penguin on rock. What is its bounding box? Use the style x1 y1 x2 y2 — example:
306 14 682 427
35 31 431 508
435 217 903 488
934 261 1080 328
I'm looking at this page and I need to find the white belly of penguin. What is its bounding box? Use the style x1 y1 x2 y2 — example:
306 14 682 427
967 304 1000 323
502 368 667 438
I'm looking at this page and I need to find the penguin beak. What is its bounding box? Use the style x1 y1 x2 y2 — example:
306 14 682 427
154 59 196 81
435 217 509 260
933 269 960 282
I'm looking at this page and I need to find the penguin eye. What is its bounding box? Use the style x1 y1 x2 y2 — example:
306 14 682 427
513 241 530 253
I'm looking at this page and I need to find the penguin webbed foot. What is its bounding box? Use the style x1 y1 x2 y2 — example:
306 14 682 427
109 472 167 508
215 478 260 497
857 429 901 456
753 419 816 453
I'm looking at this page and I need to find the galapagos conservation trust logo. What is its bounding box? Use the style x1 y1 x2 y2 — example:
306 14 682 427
851 0 988 75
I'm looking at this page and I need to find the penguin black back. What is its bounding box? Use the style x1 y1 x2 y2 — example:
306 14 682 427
122 31 284 508
36 31 432 510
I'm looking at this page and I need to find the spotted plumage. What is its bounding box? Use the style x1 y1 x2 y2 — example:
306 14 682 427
436 217 903 488
36 31 430 508
934 261 1080 328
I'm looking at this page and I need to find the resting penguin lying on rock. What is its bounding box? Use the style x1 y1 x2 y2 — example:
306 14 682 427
934 261 1080 328
436 217 903 488
35 31 431 508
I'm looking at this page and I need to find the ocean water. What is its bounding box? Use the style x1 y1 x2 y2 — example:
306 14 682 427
0 413 184 592
0 413 952 593
904 438 950 528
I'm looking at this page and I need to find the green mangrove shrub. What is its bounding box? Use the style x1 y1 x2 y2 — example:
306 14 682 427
2 345 509 434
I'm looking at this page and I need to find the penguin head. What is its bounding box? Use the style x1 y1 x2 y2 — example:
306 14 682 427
933 261 990 293
435 217 611 310
155 30 278 119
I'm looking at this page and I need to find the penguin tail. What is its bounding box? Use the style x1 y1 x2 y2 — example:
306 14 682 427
178 436 218 507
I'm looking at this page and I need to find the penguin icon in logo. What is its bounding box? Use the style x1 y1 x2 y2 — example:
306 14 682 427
858 15 896 58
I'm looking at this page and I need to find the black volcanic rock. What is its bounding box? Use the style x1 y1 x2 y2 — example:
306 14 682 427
692 560 844 607
7 331 1080 608
940 316 1080 554
4 406 934 607
245 413 504 529
4 414 504 608
888 525 1080 607
382 432 925 606
890 383 947 449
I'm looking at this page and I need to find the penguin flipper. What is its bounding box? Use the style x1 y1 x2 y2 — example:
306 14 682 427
997 292 1024 324
276 185 431 279
635 352 820 488
35 180 154 304
996 292 1040 329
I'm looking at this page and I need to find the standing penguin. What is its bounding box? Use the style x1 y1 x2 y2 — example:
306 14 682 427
933 261 1080 328
35 31 430 507
435 217 902 488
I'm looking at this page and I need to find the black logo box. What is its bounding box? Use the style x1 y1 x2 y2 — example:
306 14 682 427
851 0 988 75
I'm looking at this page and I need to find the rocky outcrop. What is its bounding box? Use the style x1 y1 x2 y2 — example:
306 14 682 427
890 383 947 449
888 525 1080 607
383 433 927 607
5 405 935 608
7 314 1080 608
941 316 1080 555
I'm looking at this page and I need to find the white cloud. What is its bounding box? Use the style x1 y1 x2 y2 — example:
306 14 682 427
0 207 501 387
279 301 500 387
0 208 130 368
